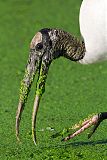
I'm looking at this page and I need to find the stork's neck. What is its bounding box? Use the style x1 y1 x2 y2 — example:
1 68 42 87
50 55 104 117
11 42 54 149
49 29 86 61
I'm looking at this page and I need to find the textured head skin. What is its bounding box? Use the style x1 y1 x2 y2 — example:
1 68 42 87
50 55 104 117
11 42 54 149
30 28 85 62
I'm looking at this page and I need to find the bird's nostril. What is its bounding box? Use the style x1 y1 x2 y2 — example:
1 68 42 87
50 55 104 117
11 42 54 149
49 40 52 47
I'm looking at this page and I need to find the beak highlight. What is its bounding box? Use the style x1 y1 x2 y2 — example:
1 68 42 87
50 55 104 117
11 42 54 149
32 94 40 144
16 100 24 141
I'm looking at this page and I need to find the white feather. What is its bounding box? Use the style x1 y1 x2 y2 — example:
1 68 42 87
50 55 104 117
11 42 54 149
79 0 107 64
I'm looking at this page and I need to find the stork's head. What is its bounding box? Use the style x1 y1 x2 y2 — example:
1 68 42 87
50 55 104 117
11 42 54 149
30 29 54 61
30 28 61 64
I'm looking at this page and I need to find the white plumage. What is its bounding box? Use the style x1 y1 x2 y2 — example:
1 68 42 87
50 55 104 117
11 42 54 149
79 0 107 64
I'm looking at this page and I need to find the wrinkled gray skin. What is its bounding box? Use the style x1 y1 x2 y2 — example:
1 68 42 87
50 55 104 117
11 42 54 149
16 28 107 145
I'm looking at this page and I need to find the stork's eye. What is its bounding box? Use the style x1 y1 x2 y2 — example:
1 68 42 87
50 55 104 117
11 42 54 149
36 43 43 50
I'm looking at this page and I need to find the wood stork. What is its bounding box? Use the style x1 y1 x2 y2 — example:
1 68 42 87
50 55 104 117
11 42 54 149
16 0 107 144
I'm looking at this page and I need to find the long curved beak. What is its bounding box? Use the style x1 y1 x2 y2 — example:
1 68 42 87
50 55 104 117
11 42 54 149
16 49 51 144
32 59 51 144
16 49 40 141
